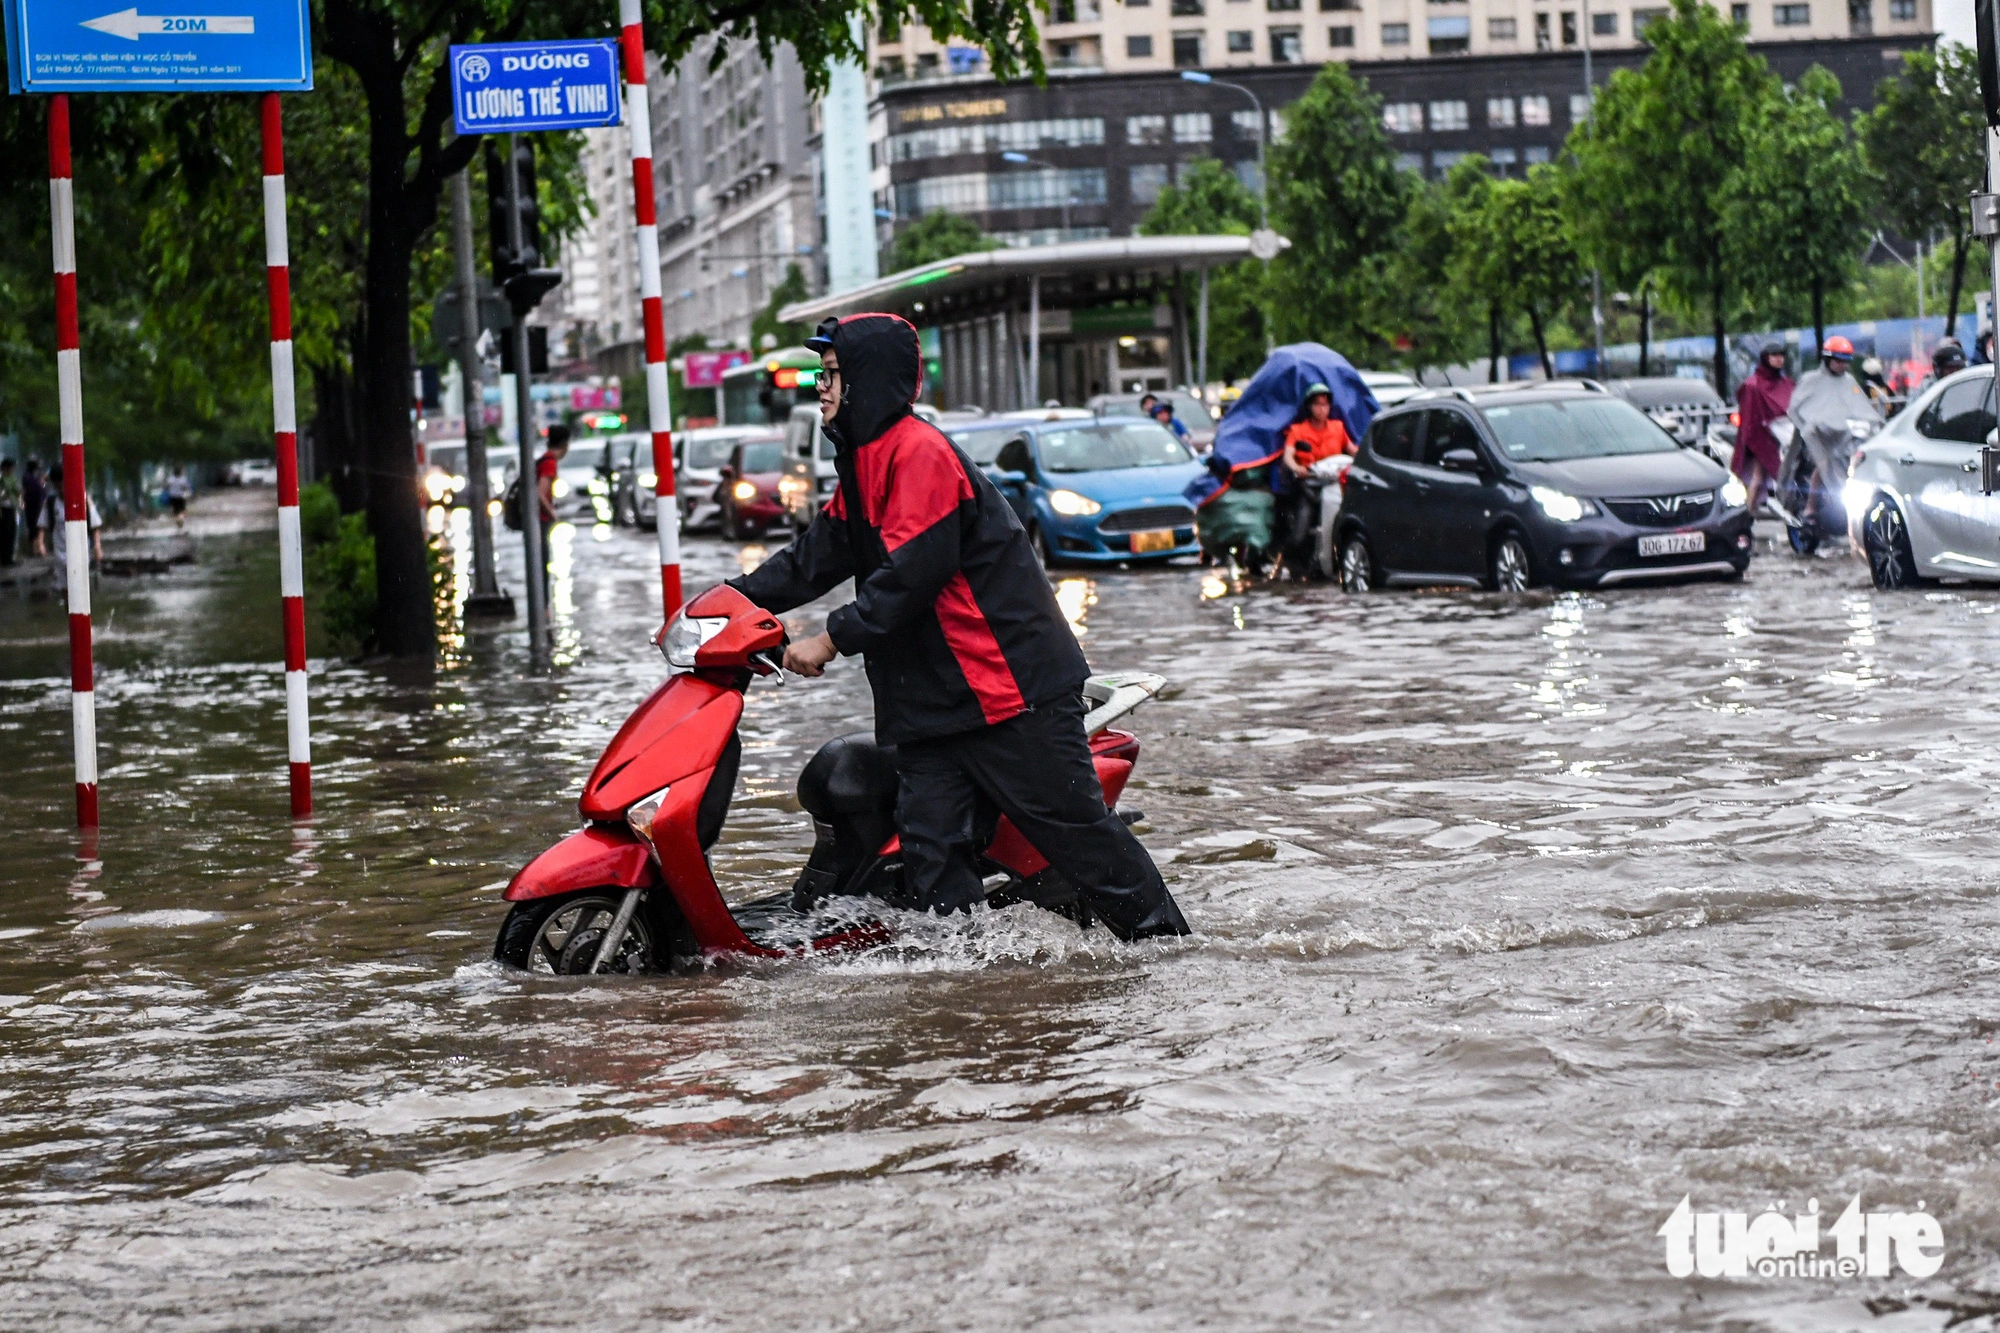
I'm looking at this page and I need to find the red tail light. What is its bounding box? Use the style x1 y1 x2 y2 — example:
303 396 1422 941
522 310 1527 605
1728 410 1740 427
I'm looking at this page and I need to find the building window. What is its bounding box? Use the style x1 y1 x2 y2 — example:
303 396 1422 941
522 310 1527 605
878 14 901 40
1520 95 1551 126
1569 93 1592 122
1489 146 1518 174
1731 2 1749 21
1321 0 1358 8
1889 0 1914 15
1232 108 1264 139
1227 29 1255 50
1534 11 1551 48
1774 3 1809 22
1268 0 1303 9
1127 34 1156 56
1634 7 1668 33
1129 163 1171 205
1395 152 1425 172
1050 0 1103 19
1848 0 1872 31
1173 111 1214 142
1270 25 1304 59
1525 145 1550 164
1328 24 1356 43
1127 114 1169 144
1592 10 1617 33
916 51 940 73
1489 16 1518 38
1172 0 1206 11
1432 150 1467 176
1383 101 1423 133
1487 96 1516 127
1382 21 1411 43
1173 31 1205 64
1429 99 1469 130
1428 14 1471 50
887 117 1107 163
1560 10 1577 43
1234 159 1263 193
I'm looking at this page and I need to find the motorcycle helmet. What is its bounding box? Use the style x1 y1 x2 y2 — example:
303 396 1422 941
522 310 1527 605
1821 334 1855 363
1759 340 1785 362
1303 381 1332 401
1932 339 1968 377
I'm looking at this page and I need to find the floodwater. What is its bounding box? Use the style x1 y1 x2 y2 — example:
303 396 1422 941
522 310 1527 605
4 498 2000 1330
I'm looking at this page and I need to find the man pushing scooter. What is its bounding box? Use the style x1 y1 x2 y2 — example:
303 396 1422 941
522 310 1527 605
725 314 1189 942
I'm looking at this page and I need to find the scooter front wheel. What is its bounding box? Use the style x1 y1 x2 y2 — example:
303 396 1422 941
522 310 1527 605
494 890 658 976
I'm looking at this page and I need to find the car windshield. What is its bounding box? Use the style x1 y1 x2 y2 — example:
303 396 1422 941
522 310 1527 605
1101 392 1213 428
684 436 738 469
950 429 1014 464
561 443 606 471
1481 398 1678 462
1040 424 1192 473
738 441 784 473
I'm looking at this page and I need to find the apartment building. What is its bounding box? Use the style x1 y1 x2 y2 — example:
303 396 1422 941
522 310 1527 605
876 0 1928 75
544 121 644 372
647 37 818 351
868 4 1931 249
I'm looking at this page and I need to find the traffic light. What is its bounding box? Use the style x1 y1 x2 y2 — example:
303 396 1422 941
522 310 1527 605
499 326 549 375
484 139 543 282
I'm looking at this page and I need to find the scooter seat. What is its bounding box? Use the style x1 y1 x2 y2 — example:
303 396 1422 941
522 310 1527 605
797 732 899 819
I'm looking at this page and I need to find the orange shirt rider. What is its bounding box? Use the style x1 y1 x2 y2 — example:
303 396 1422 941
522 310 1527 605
1280 383 1352 480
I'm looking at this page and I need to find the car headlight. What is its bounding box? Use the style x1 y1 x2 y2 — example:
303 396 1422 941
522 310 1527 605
1721 475 1749 509
1531 486 1592 522
588 478 609 496
1841 477 1875 520
551 478 570 499
732 480 758 501
626 785 671 853
423 472 450 501
779 475 806 495
661 613 728 668
1049 489 1101 516
639 471 657 489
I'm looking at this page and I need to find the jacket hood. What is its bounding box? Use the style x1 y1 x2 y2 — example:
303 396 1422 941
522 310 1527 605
829 313 923 450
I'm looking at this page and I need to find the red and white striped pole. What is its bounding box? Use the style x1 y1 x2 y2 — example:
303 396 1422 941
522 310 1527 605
618 0 681 620
49 95 97 829
261 93 311 818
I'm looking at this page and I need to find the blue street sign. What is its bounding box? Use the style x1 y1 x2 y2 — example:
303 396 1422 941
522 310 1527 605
4 0 312 92
450 40 621 136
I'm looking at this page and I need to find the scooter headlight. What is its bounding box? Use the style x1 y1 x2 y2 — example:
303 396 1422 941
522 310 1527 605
1721 475 1749 509
660 612 728 668
626 785 671 852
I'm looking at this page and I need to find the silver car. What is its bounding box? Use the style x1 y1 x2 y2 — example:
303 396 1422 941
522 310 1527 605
1845 367 1999 588
640 425 761 532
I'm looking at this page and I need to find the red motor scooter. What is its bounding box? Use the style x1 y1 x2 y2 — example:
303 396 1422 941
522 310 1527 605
492 583 1166 975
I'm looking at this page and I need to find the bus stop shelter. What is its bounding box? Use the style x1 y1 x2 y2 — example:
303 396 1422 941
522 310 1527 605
776 235 1281 412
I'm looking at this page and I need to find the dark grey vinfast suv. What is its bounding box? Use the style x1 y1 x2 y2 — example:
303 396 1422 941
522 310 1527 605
1335 382 1755 592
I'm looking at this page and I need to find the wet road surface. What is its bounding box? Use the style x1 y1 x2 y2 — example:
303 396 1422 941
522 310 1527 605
3 504 1999 1330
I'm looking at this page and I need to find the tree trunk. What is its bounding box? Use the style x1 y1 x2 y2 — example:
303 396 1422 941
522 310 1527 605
1811 275 1825 356
1528 304 1553 379
1948 226 1970 339
1711 281 1730 399
1488 302 1501 381
1638 282 1651 378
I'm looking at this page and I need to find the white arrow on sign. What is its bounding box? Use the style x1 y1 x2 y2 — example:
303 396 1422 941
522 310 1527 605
81 8 256 40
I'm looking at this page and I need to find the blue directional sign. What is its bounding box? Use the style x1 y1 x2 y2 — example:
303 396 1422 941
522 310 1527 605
450 40 621 136
4 0 312 92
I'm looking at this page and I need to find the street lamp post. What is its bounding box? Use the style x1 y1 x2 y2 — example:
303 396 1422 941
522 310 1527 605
1180 70 1267 232
998 151 1074 236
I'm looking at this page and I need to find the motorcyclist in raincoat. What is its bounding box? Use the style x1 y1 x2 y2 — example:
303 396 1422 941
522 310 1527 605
1732 342 1792 513
1781 334 1880 548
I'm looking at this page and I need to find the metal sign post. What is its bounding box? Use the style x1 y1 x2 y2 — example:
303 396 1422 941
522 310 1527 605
8 0 311 827
615 0 680 621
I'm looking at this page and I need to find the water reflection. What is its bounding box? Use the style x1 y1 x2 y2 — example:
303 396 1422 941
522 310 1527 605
1054 576 1095 639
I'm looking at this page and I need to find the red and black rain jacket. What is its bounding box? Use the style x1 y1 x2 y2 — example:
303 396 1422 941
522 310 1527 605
728 313 1089 743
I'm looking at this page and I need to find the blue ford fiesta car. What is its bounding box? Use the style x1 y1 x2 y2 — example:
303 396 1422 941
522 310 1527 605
948 418 1206 566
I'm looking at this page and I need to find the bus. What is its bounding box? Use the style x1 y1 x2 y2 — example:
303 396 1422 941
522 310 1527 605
719 346 821 426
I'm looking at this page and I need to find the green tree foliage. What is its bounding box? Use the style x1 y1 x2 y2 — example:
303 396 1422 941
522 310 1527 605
1722 66 1871 349
1451 166 1581 377
1565 0 1776 392
751 262 814 351
887 210 1000 271
1265 63 1414 359
1137 157 1267 382
1386 156 1491 377
1858 43 1987 333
